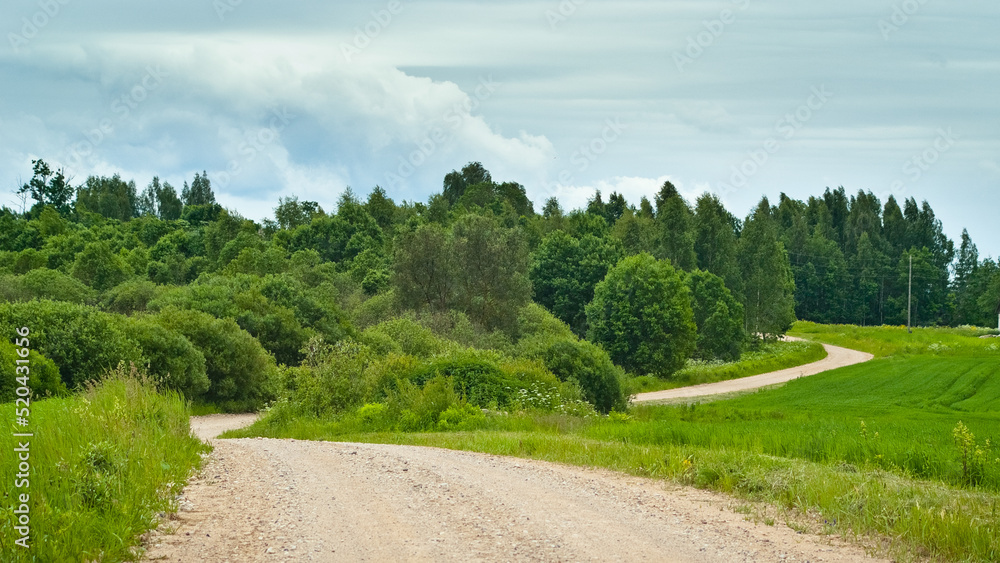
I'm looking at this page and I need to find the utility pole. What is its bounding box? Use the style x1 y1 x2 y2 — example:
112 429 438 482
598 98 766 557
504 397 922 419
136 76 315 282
907 254 913 333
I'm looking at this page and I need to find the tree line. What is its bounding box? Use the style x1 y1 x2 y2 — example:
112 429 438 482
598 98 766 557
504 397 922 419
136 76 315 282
2 158 997 411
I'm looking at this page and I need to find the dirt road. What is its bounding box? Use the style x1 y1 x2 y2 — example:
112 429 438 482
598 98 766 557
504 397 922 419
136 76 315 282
145 414 886 562
632 340 874 403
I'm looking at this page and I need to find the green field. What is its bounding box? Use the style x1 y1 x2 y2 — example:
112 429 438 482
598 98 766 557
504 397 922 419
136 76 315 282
237 323 1000 561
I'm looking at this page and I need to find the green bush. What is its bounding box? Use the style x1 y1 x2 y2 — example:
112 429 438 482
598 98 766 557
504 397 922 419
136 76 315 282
0 365 206 562
0 340 66 402
100 278 162 314
520 336 626 413
290 339 376 416
0 269 97 304
0 300 144 389
151 307 277 411
120 316 210 398
361 317 451 358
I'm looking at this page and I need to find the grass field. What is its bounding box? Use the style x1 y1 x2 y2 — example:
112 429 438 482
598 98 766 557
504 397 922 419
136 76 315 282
629 338 827 393
0 367 206 562
235 324 1000 562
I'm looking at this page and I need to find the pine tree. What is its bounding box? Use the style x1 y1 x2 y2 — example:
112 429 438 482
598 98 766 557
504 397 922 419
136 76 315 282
653 181 696 271
693 193 741 297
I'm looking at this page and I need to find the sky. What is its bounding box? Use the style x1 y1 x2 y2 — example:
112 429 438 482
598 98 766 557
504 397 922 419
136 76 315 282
1 1 997 256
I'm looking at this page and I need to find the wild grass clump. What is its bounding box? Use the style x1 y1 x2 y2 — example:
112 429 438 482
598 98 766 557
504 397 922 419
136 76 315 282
0 364 206 562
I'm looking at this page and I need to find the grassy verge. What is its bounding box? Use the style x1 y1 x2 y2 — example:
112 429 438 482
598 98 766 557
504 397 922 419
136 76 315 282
1 365 207 562
629 339 827 394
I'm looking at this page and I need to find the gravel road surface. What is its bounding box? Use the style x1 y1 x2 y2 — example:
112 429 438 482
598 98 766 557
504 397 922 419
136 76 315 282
144 414 887 562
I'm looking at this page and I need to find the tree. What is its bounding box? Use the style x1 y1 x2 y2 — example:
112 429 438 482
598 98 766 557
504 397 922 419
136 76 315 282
693 193 742 297
586 253 696 377
181 171 216 207
443 162 491 205
451 214 532 334
738 197 796 337
530 230 621 336
393 223 455 312
274 196 324 230
138 177 183 221
654 181 696 271
71 241 133 291
365 186 397 232
687 270 745 361
75 174 138 221
953 229 980 325
19 159 73 213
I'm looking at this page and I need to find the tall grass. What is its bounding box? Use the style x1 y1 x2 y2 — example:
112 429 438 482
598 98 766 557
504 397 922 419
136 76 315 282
629 339 826 393
0 365 207 562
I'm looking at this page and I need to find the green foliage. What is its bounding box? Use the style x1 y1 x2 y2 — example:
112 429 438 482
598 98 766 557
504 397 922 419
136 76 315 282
530 230 621 335
686 270 745 361
100 278 163 315
0 269 96 304
0 300 144 389
0 366 206 562
0 340 66 401
361 318 451 358
586 253 696 377
18 159 73 214
121 316 210 397
739 197 796 337
75 174 137 221
71 241 133 291
520 335 627 413
151 307 277 410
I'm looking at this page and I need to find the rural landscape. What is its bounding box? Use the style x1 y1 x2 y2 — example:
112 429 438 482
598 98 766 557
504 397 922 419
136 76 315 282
2 161 999 561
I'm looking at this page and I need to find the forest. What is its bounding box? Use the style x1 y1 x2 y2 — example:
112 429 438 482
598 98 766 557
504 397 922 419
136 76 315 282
2 159 999 418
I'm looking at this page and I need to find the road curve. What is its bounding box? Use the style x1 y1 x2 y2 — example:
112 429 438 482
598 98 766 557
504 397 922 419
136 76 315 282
632 339 874 403
144 415 887 562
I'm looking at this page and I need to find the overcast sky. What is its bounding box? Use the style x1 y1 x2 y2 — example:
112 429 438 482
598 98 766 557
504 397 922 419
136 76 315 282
2 1 997 256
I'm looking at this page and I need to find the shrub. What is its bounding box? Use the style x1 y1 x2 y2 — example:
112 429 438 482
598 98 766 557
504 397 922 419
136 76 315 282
361 317 450 358
100 279 163 315
0 300 144 389
0 340 66 401
290 339 376 416
520 336 626 413
120 316 210 398
151 307 277 411
0 269 97 304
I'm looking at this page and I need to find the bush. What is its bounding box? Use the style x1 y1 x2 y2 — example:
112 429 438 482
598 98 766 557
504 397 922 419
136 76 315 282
290 339 376 416
151 307 277 411
0 269 97 304
0 340 66 401
100 279 162 315
71 241 132 291
520 336 626 414
410 349 562 409
361 317 451 358
0 300 144 389
121 316 210 398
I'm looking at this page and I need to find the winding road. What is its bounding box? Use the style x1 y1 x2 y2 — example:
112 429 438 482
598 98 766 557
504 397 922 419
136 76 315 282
144 340 884 562
633 339 874 403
